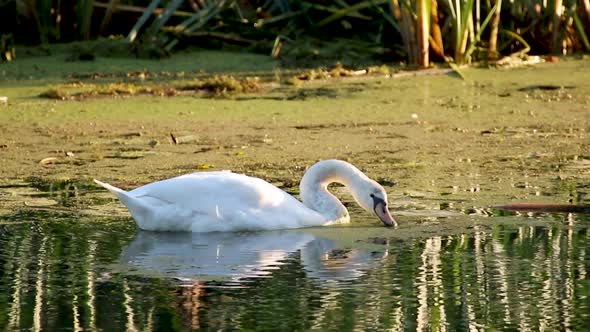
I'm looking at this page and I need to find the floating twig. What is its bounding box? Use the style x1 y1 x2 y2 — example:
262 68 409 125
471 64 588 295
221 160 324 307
494 203 590 214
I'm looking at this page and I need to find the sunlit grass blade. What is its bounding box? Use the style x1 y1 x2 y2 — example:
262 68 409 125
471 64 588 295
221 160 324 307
464 1 500 61
165 0 233 51
374 3 400 33
148 0 185 35
500 29 531 56
78 0 95 40
551 0 564 54
417 0 431 66
448 61 466 80
127 0 162 42
583 0 590 27
444 0 474 63
572 11 590 51
457 0 474 63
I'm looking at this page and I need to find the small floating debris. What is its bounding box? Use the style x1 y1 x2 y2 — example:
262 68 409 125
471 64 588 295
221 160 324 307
170 133 198 144
40 88 68 100
494 203 590 213
39 157 58 165
493 55 544 68
517 85 575 92
121 132 143 138
148 139 159 148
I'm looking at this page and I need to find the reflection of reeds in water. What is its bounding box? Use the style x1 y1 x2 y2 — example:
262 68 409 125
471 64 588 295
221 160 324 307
1 220 588 330
175 281 206 330
416 237 446 332
33 234 47 332
123 280 139 332
7 230 30 329
0 223 151 331
466 228 486 331
491 237 512 326
361 223 587 330
86 240 98 331
72 239 98 332
310 283 341 329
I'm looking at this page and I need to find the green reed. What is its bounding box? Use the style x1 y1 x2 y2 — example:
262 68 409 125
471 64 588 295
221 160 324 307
5 0 590 66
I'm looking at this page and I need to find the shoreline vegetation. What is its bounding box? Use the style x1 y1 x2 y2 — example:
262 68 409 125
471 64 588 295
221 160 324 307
1 0 589 69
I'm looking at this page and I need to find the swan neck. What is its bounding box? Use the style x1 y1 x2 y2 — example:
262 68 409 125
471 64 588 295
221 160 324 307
299 160 367 223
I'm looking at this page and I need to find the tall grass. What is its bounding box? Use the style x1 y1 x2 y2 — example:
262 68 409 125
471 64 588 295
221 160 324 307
6 0 590 65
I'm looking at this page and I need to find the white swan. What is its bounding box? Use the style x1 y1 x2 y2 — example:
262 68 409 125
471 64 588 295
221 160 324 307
94 159 397 232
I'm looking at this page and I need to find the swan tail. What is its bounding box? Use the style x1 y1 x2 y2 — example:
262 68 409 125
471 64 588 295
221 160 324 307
94 179 127 197
94 179 152 224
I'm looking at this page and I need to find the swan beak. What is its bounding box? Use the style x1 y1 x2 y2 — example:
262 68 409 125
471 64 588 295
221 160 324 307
372 197 398 227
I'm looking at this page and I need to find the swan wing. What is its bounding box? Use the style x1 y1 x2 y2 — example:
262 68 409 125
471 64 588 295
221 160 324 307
130 171 286 212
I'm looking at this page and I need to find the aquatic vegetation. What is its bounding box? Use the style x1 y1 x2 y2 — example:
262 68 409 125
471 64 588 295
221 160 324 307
38 75 263 100
179 75 262 95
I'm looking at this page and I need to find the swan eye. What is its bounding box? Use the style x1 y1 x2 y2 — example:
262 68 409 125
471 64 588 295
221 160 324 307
370 193 375 198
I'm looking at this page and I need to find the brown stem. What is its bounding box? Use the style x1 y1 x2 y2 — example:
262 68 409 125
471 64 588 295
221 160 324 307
417 0 430 67
488 0 502 60
430 0 445 59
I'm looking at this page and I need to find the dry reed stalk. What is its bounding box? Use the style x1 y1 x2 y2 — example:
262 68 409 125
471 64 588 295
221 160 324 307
390 0 418 64
456 25 469 63
417 0 430 67
406 0 419 63
552 0 564 54
488 0 502 59
583 0 590 27
430 0 445 59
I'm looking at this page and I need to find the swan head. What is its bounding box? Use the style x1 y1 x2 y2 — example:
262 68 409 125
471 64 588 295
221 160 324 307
353 180 398 227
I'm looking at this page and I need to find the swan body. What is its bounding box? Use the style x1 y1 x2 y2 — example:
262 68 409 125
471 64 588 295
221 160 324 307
95 160 397 232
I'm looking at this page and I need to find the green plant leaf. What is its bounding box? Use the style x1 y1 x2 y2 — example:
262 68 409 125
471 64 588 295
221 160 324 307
127 0 162 42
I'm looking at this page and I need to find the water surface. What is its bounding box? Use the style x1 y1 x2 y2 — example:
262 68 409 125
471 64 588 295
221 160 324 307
1 213 588 331
1 57 589 331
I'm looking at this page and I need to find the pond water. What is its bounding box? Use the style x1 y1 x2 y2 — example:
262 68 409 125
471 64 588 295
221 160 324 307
1 57 590 330
0 213 588 331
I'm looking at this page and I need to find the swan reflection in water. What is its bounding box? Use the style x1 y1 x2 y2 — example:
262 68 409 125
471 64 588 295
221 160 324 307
118 230 386 283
